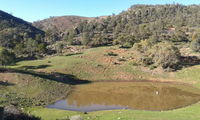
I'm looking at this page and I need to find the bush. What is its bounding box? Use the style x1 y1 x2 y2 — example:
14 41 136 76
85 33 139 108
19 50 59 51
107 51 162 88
133 39 154 53
0 47 15 66
148 42 181 69
133 41 181 70
114 34 136 48
120 42 133 48
118 58 126 62
133 39 154 65
105 52 118 56
190 37 200 52
55 42 65 54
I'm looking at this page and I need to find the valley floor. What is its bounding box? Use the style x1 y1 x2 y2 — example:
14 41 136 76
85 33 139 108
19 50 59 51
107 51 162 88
2 46 200 120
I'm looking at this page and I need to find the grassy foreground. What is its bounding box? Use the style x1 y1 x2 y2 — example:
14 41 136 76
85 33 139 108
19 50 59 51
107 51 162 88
4 46 200 120
28 102 200 120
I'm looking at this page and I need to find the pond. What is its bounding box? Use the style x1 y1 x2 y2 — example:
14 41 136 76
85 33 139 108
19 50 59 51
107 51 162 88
47 81 200 112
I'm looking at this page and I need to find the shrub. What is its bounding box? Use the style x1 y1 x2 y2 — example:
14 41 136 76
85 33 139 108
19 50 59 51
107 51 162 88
118 58 126 62
0 47 15 66
105 52 118 56
55 42 65 54
148 42 181 69
133 41 181 70
114 33 136 48
190 37 200 52
133 39 154 53
120 42 133 48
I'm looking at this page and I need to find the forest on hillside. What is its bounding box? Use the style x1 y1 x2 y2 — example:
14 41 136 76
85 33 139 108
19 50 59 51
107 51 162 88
1 4 200 70
64 4 200 46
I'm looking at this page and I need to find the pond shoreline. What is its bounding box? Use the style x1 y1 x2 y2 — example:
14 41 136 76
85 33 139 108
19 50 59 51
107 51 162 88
47 81 200 112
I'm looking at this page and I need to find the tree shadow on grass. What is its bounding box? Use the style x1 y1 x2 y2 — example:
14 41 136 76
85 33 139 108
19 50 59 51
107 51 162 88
180 56 200 68
0 81 15 86
3 113 41 120
65 52 83 56
19 65 51 70
0 68 91 85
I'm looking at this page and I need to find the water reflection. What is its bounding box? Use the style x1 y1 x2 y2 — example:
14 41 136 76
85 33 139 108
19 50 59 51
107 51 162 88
47 82 200 112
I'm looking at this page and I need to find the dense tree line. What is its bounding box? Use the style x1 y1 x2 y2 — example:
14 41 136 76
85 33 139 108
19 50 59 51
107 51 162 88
62 4 200 48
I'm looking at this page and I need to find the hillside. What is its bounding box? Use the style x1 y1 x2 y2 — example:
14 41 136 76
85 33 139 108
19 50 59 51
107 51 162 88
33 16 94 33
0 68 72 107
63 4 200 47
0 10 43 35
0 10 46 57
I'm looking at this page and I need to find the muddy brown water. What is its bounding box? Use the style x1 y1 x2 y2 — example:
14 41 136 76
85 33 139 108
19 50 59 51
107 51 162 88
47 82 200 112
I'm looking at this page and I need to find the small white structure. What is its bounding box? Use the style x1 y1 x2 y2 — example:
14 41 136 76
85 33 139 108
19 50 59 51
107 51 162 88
156 91 159 95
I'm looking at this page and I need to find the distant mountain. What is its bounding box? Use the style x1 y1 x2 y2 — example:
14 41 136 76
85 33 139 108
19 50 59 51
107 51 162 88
33 16 94 32
32 15 109 33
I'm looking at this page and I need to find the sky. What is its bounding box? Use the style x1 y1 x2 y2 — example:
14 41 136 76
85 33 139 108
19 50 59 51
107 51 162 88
1 0 200 22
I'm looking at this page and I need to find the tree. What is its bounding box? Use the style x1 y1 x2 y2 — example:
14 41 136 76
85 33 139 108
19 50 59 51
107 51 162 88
133 41 181 70
25 38 38 57
14 43 24 56
65 30 75 45
37 43 46 54
191 37 200 52
82 32 90 45
190 31 200 52
0 47 15 66
114 34 136 48
148 42 181 69
55 42 64 54
45 28 59 44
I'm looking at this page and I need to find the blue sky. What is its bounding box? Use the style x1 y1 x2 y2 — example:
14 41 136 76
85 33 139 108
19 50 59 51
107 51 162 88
1 0 200 22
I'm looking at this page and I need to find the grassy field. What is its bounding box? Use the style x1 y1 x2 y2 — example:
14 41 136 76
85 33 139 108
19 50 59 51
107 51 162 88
2 46 200 120
0 70 71 107
12 46 173 82
11 46 200 84
28 102 200 120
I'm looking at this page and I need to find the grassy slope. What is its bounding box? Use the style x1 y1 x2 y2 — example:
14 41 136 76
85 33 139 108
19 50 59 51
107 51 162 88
0 72 71 107
8 46 200 120
12 46 170 82
12 46 199 85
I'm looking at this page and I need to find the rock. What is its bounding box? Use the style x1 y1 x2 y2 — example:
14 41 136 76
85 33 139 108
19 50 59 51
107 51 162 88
83 112 88 114
4 105 21 115
70 115 83 120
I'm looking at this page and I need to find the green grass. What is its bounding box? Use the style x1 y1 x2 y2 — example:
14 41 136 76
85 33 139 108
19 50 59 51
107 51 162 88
0 72 71 107
27 107 81 120
11 46 163 81
9 46 191 83
28 101 200 120
175 66 200 82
